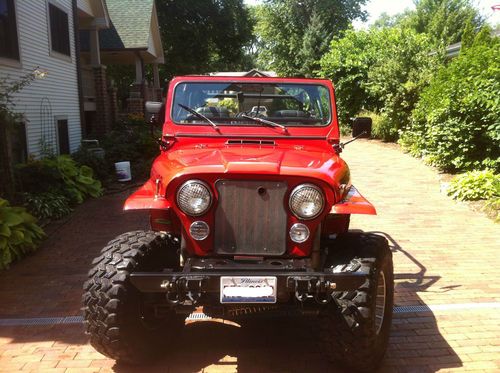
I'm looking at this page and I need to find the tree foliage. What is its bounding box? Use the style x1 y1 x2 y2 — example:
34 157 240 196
255 0 367 76
318 29 376 125
364 28 437 139
319 27 437 139
401 0 483 45
156 0 255 79
400 27 500 172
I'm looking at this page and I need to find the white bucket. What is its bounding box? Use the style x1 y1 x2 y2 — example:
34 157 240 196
114 161 132 182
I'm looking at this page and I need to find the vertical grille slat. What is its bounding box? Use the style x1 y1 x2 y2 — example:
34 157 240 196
215 180 287 256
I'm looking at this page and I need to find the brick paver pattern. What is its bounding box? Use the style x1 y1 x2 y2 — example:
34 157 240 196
0 139 499 372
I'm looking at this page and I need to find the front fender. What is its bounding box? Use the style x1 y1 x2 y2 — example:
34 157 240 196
124 179 170 211
330 186 376 215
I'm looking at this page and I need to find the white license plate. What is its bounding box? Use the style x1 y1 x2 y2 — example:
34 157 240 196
220 276 277 304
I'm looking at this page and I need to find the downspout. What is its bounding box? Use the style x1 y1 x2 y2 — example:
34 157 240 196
72 0 86 140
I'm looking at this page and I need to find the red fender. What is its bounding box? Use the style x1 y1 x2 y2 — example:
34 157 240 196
124 179 170 211
330 186 376 215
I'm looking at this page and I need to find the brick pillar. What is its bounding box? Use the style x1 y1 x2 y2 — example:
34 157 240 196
93 65 111 136
127 83 144 114
108 85 119 125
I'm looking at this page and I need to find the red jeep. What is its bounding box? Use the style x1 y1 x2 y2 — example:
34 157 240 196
83 76 394 371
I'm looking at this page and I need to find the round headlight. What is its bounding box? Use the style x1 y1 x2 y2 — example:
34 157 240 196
176 180 212 216
289 184 324 220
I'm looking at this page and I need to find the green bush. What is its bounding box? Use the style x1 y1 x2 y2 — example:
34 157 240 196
71 147 110 183
43 156 103 204
16 155 103 205
401 27 500 172
447 170 500 201
359 111 398 142
0 198 45 270
15 161 63 194
23 192 72 221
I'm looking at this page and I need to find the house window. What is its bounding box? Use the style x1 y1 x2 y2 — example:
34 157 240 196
57 118 70 154
49 3 70 56
0 0 20 61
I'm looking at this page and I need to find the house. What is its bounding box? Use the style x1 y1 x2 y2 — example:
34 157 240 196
209 69 278 77
0 0 164 161
445 29 500 58
79 0 164 137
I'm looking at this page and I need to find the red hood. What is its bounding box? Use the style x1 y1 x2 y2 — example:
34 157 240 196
150 139 350 189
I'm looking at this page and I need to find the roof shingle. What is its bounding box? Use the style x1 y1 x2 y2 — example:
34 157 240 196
80 0 154 51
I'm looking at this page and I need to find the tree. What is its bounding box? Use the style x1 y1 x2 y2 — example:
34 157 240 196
319 27 437 137
364 27 437 138
401 26 500 172
255 0 367 76
401 0 483 45
319 29 377 125
156 0 255 79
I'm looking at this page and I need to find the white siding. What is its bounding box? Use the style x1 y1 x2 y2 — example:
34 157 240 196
0 0 81 158
77 0 94 16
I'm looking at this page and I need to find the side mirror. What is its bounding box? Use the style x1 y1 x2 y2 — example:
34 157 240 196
145 101 163 126
351 117 372 138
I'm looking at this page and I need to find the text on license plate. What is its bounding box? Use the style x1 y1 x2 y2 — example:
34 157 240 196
220 276 277 304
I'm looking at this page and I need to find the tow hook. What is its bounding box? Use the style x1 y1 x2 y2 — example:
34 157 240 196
161 280 180 305
287 277 336 304
162 277 207 305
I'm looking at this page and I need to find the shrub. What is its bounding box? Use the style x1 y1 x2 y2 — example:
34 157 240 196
401 27 500 172
16 155 103 205
0 198 45 270
359 111 398 142
43 156 103 204
23 192 72 221
71 147 110 183
446 170 500 201
15 161 63 194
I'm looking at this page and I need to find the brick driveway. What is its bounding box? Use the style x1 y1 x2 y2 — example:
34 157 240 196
1 139 499 372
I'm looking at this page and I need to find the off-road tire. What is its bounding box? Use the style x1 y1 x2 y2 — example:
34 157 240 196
82 230 183 364
320 232 394 372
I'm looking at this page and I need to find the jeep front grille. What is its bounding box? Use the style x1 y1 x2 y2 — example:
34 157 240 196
214 180 287 256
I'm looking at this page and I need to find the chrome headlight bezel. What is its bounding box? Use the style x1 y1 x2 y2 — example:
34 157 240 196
289 183 325 220
176 180 213 216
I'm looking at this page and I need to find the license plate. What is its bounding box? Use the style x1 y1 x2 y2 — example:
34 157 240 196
220 276 277 304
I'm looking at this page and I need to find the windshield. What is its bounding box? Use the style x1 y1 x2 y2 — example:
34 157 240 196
172 82 331 127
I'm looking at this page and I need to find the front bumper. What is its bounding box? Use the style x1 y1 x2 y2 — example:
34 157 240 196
130 257 371 305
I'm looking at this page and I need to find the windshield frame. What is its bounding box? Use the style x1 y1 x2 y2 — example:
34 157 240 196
169 81 333 128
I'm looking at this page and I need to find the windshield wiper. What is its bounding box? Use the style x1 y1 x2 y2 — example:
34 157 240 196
241 114 288 133
178 104 219 131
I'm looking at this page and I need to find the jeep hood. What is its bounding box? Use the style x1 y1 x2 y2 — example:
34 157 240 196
150 140 349 188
